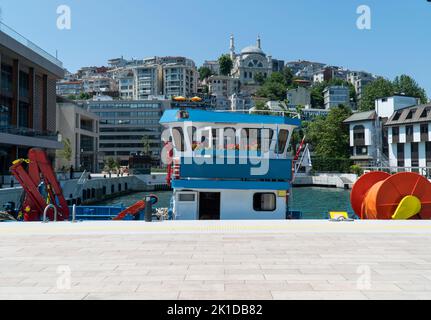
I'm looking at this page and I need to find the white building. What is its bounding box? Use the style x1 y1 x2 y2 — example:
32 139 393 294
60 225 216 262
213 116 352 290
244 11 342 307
323 85 350 109
344 95 420 167
208 75 240 98
133 64 163 99
347 71 376 101
343 111 379 166
161 57 198 98
203 60 220 75
230 93 255 111
386 104 431 174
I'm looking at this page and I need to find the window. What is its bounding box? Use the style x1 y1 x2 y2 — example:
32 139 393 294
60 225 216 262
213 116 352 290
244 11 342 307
356 146 368 155
421 124 428 142
179 193 195 202
406 109 416 120
397 143 405 167
411 142 419 168
253 193 276 212
420 108 430 118
172 127 185 152
276 129 289 154
392 126 399 143
406 125 414 142
393 111 402 121
426 142 431 167
353 125 365 145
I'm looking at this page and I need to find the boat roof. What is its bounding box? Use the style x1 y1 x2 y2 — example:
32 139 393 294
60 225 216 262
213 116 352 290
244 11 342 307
160 109 301 126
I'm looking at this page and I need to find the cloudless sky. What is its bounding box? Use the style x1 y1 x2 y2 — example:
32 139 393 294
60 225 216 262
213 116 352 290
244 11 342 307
1 0 430 95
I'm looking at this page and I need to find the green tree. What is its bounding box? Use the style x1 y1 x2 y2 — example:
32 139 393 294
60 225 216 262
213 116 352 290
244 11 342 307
67 94 77 100
79 92 92 100
359 77 394 111
256 72 288 101
218 54 233 76
141 136 151 156
104 157 120 177
251 100 271 115
254 72 266 86
306 104 352 158
281 67 294 87
393 74 428 104
198 66 213 81
57 138 72 162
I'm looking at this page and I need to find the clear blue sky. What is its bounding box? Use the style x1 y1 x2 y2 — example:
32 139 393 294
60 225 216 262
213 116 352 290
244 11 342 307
1 0 430 96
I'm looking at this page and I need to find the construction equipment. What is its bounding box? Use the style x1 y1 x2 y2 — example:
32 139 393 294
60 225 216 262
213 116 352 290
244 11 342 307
350 171 431 220
9 148 69 222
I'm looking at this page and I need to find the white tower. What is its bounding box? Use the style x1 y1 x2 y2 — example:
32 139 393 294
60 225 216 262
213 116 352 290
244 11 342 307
230 34 235 60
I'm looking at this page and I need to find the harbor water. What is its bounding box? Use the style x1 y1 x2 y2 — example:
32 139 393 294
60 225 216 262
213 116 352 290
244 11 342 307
99 187 353 220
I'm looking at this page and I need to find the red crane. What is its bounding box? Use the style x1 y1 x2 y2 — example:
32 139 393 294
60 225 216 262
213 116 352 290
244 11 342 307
10 148 69 221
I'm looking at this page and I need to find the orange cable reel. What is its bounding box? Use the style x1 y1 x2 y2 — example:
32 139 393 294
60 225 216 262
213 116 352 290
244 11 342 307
350 171 431 220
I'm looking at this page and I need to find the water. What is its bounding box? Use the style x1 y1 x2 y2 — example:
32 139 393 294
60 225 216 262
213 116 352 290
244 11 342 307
99 187 353 220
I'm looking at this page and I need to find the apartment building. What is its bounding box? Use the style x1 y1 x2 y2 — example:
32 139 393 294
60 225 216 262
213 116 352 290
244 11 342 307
0 22 64 179
208 75 240 98
347 71 376 101
56 81 83 97
323 85 350 109
162 57 198 98
133 64 163 99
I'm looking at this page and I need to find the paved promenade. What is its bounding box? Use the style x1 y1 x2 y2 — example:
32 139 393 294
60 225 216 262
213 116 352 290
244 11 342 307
1 220 431 300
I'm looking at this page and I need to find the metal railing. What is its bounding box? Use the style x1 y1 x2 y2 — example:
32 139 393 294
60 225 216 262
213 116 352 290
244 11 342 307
42 204 58 223
0 126 59 140
0 21 63 68
362 166 431 178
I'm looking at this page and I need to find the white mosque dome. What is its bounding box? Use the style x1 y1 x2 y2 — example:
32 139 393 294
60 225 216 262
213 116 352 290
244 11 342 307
240 45 265 56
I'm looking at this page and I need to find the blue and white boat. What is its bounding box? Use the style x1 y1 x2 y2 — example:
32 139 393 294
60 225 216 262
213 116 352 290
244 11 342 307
160 108 301 220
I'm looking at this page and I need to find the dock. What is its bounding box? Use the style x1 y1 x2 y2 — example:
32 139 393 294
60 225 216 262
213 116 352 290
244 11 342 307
1 220 431 300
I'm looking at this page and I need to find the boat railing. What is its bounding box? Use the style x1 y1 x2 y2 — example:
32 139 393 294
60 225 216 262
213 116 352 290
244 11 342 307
212 109 301 119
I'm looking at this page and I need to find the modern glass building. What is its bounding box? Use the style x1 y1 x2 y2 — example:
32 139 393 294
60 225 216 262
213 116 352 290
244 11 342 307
0 22 64 182
87 99 170 170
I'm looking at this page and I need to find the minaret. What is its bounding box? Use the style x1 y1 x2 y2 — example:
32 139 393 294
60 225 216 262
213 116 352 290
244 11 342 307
230 34 235 60
257 35 261 49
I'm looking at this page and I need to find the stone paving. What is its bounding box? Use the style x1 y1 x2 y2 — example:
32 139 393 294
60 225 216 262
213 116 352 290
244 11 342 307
1 220 431 300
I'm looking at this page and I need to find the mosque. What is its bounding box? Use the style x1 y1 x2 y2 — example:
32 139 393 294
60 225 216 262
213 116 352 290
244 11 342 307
229 35 282 86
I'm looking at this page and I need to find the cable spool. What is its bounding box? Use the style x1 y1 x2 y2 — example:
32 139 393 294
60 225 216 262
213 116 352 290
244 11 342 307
351 171 431 220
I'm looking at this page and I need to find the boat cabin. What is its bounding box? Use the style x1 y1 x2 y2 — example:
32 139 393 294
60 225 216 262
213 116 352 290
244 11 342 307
160 109 301 220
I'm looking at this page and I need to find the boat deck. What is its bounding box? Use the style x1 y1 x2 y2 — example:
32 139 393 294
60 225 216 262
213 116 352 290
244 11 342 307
1 220 431 300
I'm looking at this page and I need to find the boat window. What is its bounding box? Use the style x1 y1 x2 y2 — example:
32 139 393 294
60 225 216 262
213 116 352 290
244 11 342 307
178 193 195 202
195 128 211 150
172 127 185 152
224 127 236 149
260 128 274 152
276 129 289 154
187 126 196 151
253 193 276 212
238 128 274 151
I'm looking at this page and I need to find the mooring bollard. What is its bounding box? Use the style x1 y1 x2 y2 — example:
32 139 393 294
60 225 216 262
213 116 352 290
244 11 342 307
145 196 153 222
72 204 76 223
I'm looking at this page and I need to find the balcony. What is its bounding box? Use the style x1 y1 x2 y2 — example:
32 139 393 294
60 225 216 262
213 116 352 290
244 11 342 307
0 126 62 149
